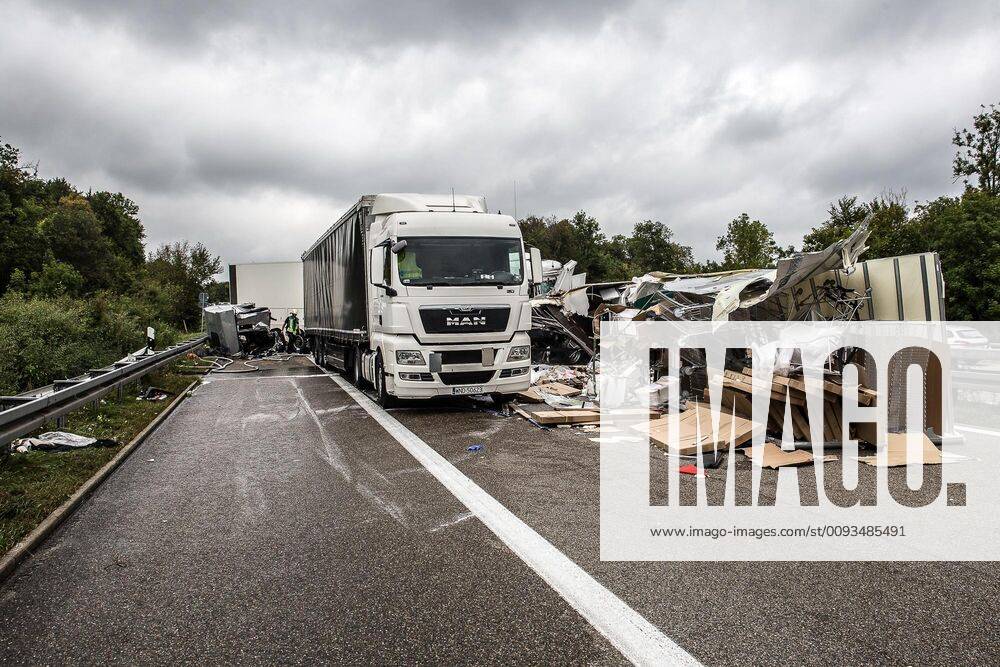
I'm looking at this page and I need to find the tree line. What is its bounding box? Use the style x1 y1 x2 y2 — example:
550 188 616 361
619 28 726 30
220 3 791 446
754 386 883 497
521 102 1000 321
0 141 228 393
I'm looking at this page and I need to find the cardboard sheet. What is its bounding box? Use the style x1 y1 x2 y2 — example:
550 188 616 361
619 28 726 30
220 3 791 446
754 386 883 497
640 403 757 455
742 443 817 468
857 433 942 467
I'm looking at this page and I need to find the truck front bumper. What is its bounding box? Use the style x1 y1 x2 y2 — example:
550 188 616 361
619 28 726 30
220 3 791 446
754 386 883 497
381 333 531 398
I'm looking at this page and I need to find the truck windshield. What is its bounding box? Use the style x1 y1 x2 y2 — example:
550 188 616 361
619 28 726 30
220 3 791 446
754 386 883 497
396 236 523 286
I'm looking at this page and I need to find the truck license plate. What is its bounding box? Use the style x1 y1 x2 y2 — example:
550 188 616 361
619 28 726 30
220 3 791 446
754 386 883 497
452 386 483 395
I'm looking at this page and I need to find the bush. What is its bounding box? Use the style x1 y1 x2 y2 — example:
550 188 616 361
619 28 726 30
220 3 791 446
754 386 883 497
0 292 179 394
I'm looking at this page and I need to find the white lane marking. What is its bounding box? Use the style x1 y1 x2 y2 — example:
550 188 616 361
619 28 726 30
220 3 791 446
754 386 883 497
956 424 1000 438
325 372 701 667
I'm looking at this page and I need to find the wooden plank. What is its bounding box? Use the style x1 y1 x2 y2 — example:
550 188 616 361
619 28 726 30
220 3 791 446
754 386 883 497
740 367 875 405
789 406 812 442
703 387 754 418
824 396 842 442
719 372 805 406
537 382 581 397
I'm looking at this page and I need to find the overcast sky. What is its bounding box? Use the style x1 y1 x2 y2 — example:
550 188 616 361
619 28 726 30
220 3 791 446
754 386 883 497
2 0 999 267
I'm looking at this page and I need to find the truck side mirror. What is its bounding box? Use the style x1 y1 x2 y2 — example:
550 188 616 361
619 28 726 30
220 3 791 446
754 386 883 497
529 247 544 284
369 248 397 296
391 239 407 254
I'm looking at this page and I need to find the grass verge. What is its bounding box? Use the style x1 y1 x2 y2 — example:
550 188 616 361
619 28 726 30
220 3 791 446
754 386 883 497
0 365 195 557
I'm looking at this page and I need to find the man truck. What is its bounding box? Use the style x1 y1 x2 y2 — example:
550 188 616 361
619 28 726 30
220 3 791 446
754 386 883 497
302 193 541 406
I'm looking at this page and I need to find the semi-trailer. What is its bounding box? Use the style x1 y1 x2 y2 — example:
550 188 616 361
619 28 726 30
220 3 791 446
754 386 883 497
302 193 541 406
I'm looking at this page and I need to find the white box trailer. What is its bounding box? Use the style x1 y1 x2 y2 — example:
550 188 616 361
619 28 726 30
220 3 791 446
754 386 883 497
227 261 305 327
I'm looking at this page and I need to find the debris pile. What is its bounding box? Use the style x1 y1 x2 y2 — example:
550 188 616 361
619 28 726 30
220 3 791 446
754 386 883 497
515 218 950 468
530 222 874 367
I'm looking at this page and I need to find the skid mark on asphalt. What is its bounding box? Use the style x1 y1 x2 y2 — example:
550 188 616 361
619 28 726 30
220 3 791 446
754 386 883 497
288 379 354 482
287 378 418 528
323 370 702 667
429 511 475 532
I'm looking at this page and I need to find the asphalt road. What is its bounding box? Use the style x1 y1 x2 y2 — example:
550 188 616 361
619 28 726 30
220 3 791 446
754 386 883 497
1 356 997 665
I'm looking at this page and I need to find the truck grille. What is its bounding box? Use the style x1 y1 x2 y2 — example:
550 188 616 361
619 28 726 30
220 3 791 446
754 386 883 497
419 306 510 334
438 371 497 386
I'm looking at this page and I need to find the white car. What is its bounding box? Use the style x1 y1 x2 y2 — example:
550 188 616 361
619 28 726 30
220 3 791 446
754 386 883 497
947 325 989 349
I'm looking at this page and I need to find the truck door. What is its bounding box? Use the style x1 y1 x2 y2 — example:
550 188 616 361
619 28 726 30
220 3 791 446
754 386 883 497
369 244 392 332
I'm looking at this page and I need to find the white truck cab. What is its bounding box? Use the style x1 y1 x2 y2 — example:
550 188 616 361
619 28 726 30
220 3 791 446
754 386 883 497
304 193 538 405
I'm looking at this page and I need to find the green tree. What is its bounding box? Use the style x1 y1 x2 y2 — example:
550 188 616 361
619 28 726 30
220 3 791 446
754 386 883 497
802 196 868 251
0 141 46 292
205 280 230 304
144 241 222 328
913 191 1000 320
39 195 115 289
622 220 693 276
953 103 1000 196
801 191 926 259
31 260 84 298
517 211 619 281
87 190 145 266
716 213 780 269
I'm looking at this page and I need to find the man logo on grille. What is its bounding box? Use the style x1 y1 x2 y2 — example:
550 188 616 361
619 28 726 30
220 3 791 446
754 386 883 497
446 316 486 326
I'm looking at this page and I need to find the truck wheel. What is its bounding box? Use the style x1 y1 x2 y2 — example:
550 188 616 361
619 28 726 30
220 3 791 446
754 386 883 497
374 354 396 408
490 392 514 408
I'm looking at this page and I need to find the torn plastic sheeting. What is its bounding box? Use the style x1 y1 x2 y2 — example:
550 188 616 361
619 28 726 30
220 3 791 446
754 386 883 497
753 219 871 310
11 431 117 453
551 260 580 294
613 219 871 321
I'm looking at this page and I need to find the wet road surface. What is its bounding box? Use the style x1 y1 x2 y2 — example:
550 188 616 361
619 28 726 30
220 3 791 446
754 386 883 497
1 356 997 665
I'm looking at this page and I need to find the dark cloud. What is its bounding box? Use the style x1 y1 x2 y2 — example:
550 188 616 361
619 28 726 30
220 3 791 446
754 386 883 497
42 0 624 53
1 0 998 266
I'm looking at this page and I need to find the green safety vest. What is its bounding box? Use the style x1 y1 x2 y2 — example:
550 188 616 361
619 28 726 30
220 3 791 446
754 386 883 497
398 251 422 281
285 315 299 333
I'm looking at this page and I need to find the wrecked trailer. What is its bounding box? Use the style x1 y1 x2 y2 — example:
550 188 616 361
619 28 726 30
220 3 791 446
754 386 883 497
520 218 955 457
529 219 945 359
203 302 276 355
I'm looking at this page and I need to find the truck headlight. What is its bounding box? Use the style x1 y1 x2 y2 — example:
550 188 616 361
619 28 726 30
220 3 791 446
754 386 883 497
395 350 425 365
507 345 531 362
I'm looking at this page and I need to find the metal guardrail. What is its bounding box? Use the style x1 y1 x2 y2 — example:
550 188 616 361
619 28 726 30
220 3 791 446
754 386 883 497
952 370 1000 393
0 336 206 448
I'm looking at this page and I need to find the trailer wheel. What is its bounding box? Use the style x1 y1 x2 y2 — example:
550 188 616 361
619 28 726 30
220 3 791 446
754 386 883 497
374 354 396 408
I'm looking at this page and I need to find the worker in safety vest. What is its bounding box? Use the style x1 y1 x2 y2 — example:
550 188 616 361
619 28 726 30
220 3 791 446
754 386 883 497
397 249 422 281
283 309 300 336
281 308 299 351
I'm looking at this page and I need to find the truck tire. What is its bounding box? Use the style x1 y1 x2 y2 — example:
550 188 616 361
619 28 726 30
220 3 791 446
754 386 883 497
490 392 514 408
373 354 396 408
